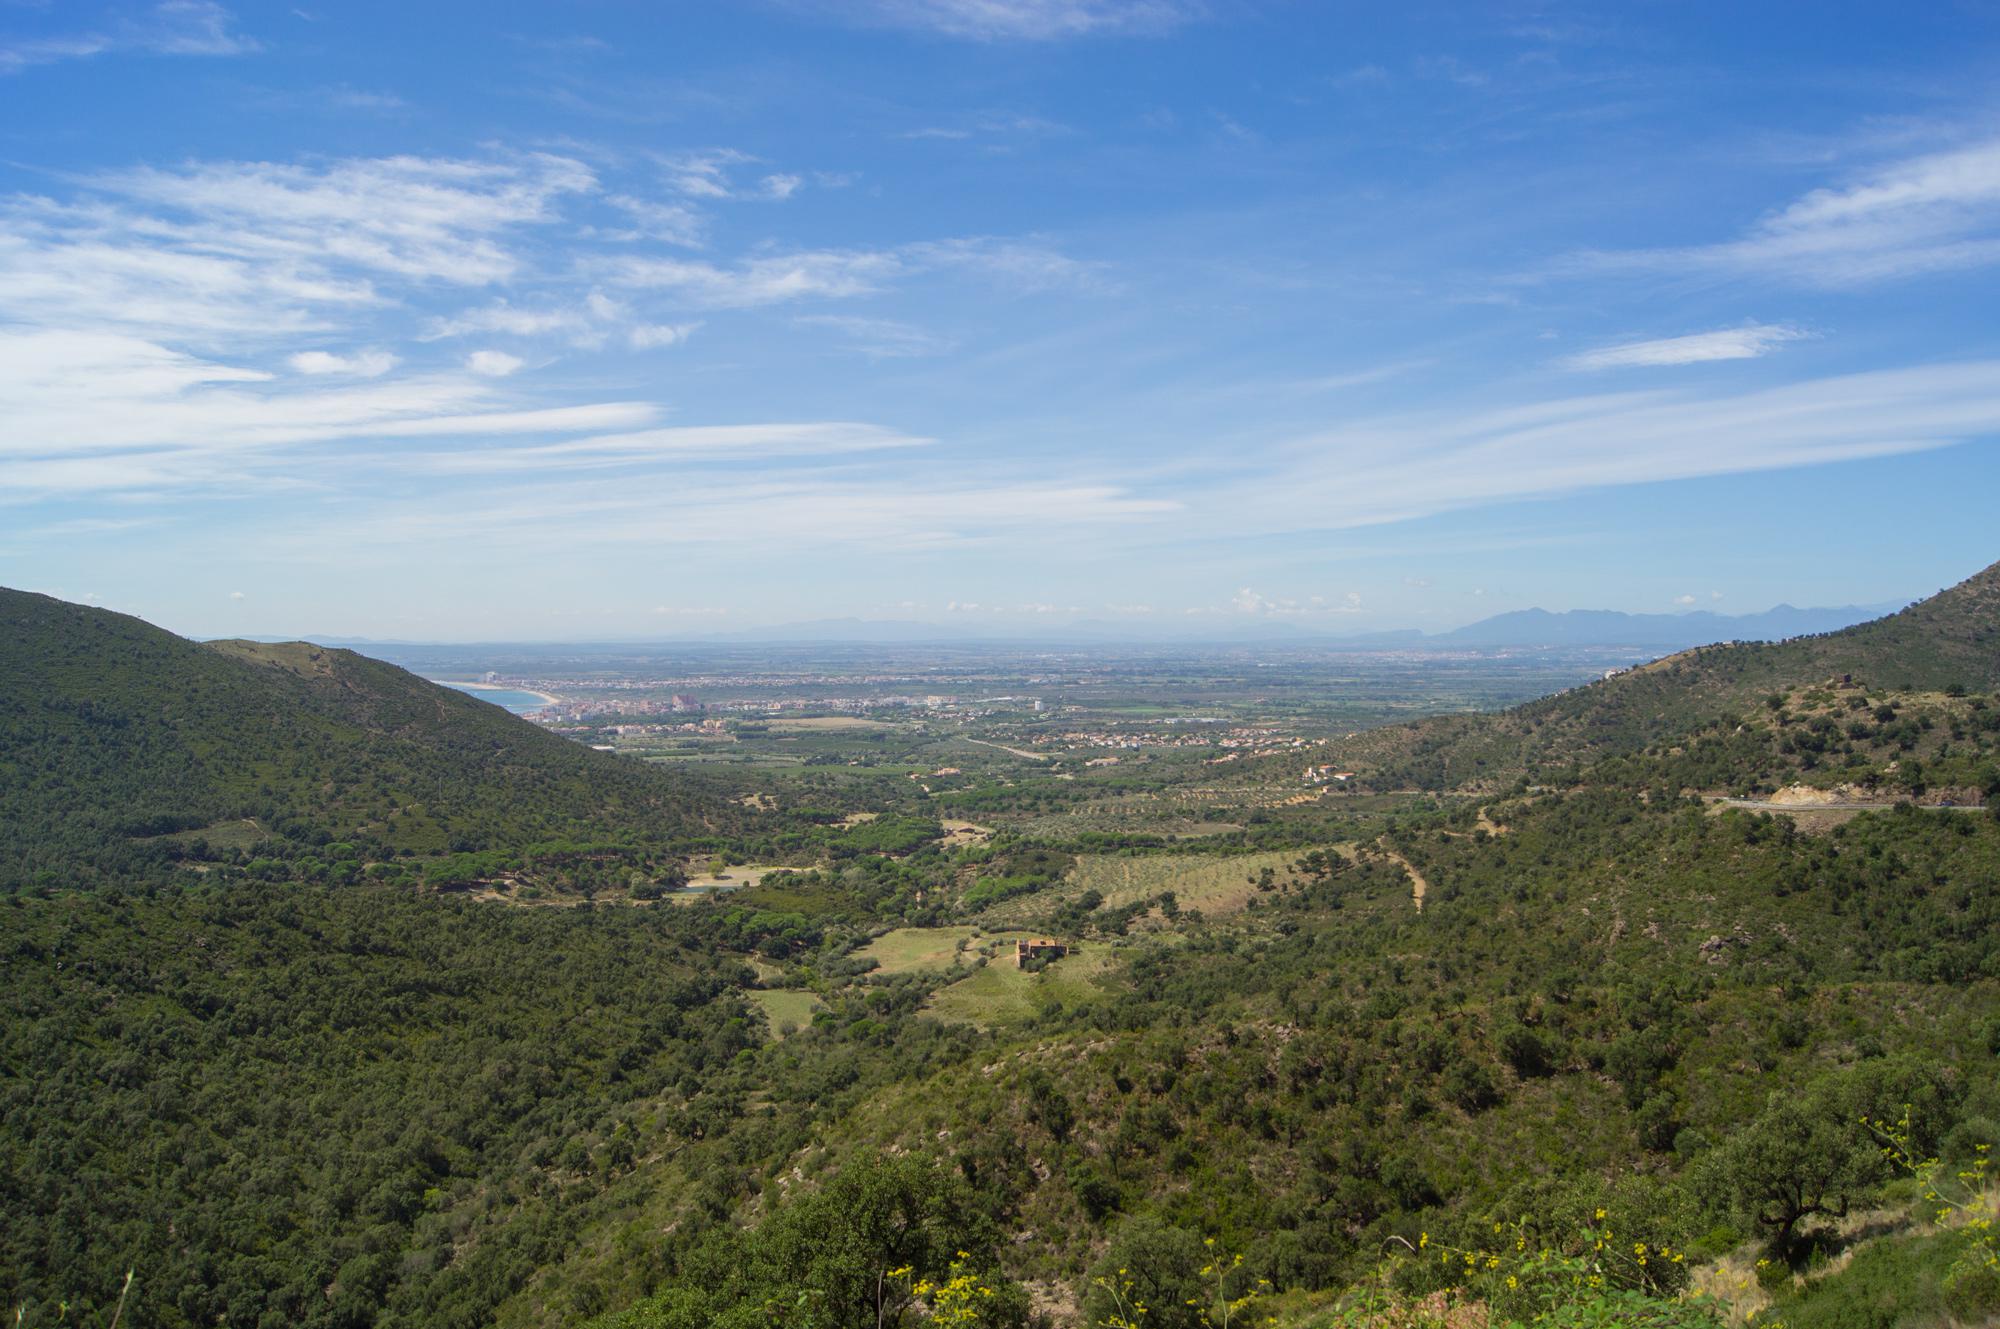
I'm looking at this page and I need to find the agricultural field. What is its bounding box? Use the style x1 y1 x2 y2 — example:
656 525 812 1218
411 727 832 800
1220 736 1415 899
855 926 1098 988
972 849 1308 926
856 926 986 974
764 716 894 732
748 988 826 1037
922 941 1118 1027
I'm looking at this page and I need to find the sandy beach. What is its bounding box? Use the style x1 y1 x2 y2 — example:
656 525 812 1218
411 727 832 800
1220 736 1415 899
432 679 561 706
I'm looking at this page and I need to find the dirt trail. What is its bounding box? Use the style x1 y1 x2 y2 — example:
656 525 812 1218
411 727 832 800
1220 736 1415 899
1707 790 1986 814
1442 808 1510 840
1380 847 1429 911
961 738 1051 762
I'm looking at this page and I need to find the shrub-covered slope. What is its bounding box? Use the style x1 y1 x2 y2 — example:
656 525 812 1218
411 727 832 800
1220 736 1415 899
0 886 762 1328
0 587 731 886
7 572 1999 1329
1343 558 2000 790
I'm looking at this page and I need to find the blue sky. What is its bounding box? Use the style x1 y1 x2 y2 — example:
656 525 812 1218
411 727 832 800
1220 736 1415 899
4 1 2000 639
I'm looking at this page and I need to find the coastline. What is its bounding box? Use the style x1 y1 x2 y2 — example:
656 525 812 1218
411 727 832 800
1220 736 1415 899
431 679 561 706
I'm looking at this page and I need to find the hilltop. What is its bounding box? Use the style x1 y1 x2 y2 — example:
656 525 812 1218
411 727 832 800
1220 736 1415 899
0 587 732 888
1337 558 2000 790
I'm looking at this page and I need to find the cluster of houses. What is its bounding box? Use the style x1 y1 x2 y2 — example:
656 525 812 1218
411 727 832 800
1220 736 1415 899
1304 765 1356 785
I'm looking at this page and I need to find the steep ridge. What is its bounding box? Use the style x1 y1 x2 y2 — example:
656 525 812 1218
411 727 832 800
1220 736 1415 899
1341 558 2000 789
0 587 730 886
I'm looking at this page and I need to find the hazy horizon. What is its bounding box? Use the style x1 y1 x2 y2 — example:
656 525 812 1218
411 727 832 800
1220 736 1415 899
175 594 1912 649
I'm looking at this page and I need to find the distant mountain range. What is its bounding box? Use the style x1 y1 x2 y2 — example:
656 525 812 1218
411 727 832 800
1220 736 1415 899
1412 601 1910 649
664 601 1911 650
254 599 1909 653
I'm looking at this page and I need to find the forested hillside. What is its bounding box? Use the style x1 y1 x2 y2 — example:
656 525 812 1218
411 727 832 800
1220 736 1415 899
4 576 1998 1329
0 889 761 1326
575 790 2000 1329
0 589 733 889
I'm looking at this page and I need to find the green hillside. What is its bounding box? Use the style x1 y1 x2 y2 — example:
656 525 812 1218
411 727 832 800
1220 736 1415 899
0 587 732 888
1341 558 2000 790
0 886 762 1329
4 577 1998 1329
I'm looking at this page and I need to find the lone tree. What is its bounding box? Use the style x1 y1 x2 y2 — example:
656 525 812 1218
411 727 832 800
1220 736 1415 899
1705 1058 1956 1259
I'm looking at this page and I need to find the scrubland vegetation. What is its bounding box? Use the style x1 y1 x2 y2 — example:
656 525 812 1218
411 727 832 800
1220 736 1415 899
6 566 2000 1327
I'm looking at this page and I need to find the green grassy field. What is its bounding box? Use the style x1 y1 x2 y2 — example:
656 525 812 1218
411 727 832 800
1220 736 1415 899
858 925 1087 974
1074 848 1306 910
748 988 826 1037
922 942 1118 1027
856 926 986 974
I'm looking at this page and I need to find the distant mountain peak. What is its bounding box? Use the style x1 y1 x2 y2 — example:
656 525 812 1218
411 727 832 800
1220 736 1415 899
1341 555 2000 791
1429 600 1904 649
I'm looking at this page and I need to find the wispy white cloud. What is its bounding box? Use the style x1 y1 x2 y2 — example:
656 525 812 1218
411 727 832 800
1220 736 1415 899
1562 323 1810 371
0 319 1178 568
425 299 600 342
848 0 1199 40
0 327 653 490
894 112 1072 142
650 150 807 203
465 349 525 377
1571 137 2000 286
95 153 594 284
0 153 596 344
0 141 1119 566
795 314 953 358
289 348 397 376
249 83 411 115
596 236 1090 307
628 321 701 349
657 148 749 199
0 1 256 74
404 422 935 474
905 237 1096 291
600 249 900 306
258 476 1179 558
0 196 368 339
426 293 696 351
604 194 706 247
0 146 1081 383
1240 359 2000 531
